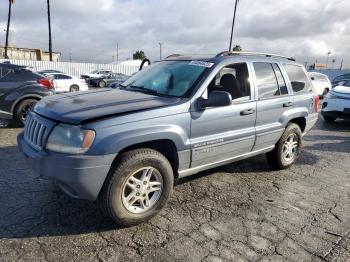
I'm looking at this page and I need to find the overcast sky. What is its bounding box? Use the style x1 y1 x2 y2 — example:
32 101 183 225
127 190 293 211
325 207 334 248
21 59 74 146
0 0 349 68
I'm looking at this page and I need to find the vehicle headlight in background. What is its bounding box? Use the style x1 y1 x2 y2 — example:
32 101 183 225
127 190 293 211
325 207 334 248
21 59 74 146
46 124 95 154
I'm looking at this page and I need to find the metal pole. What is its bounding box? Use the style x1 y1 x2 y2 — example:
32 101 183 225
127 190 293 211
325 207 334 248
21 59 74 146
159 43 162 60
229 0 239 52
117 43 119 63
4 1 13 59
326 52 331 69
47 0 53 61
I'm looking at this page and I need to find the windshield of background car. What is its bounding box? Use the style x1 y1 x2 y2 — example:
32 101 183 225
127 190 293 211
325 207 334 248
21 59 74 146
121 61 209 97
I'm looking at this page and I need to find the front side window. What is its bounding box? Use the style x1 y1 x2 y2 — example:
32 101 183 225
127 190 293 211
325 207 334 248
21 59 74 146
207 63 251 102
121 61 208 97
284 64 312 93
253 62 280 99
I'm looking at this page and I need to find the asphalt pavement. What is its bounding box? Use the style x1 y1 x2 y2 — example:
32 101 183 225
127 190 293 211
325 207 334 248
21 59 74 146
0 118 349 262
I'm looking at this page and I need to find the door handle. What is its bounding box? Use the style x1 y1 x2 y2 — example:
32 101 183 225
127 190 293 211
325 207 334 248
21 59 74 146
283 102 293 108
240 108 255 116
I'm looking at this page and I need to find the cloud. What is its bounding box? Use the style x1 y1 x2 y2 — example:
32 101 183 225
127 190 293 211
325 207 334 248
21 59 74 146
0 0 349 68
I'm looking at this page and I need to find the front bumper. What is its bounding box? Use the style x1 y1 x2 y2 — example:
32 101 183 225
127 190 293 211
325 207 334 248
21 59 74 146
17 132 116 201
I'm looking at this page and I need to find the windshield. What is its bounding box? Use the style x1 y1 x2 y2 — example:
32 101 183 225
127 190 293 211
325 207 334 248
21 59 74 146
121 61 208 97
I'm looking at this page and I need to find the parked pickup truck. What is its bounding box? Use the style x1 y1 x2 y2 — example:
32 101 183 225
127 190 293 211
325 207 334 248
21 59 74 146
18 52 319 226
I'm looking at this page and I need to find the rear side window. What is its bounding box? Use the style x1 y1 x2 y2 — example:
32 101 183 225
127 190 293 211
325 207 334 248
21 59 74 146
0 69 40 82
284 64 312 93
253 62 280 99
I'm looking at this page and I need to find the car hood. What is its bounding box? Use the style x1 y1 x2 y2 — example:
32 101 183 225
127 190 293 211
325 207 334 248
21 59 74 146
333 85 350 95
34 89 181 124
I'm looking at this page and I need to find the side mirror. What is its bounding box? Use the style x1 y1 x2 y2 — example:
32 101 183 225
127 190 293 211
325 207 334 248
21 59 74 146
198 91 232 109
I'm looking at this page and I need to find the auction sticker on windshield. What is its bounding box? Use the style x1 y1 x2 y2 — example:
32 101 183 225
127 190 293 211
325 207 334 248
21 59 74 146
189 61 214 68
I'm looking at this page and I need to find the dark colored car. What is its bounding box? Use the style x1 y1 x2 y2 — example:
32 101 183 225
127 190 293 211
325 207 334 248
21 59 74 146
88 73 129 88
332 74 350 87
0 63 55 125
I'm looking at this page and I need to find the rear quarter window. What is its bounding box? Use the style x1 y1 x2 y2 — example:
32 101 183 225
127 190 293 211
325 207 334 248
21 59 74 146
284 64 312 93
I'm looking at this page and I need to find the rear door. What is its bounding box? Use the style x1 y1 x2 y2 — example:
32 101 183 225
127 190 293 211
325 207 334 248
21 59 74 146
252 62 293 151
283 64 315 114
190 62 257 168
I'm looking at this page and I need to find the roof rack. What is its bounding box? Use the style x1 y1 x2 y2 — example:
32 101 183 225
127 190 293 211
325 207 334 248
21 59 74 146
216 51 295 61
166 54 182 59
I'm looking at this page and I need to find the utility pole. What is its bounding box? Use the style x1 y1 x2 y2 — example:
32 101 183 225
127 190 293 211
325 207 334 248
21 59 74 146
116 43 119 63
340 59 344 70
229 0 239 52
326 51 331 69
5 0 15 59
47 0 53 61
159 42 162 60
69 52 72 62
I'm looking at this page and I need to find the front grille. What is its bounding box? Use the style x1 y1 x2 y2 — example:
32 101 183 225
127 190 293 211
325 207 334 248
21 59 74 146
24 113 54 150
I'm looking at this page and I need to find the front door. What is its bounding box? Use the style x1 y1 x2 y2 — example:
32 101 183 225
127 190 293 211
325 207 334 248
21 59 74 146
190 62 257 168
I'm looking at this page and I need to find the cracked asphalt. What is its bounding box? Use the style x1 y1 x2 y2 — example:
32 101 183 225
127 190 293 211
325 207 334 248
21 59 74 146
0 118 349 262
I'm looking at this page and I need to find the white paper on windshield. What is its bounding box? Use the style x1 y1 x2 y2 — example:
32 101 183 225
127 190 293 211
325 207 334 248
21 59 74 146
189 61 214 68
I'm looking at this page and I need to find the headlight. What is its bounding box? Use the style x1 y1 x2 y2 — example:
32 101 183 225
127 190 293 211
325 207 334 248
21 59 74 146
46 124 95 154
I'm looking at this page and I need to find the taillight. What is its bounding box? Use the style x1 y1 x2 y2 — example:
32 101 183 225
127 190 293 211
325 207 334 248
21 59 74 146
38 78 53 89
314 95 319 112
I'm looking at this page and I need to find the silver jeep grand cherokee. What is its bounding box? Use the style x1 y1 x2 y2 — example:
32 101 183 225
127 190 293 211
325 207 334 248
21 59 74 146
18 51 319 226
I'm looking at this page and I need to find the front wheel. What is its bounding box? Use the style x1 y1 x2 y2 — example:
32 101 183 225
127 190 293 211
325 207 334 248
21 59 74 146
266 123 302 170
15 99 38 126
99 148 174 226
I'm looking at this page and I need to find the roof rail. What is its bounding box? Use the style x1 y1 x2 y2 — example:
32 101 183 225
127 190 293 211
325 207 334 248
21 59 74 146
216 51 295 61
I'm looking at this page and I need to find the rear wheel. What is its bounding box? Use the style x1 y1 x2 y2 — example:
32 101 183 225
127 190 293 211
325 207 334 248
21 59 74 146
99 148 174 226
15 99 38 126
266 123 302 170
98 81 106 88
70 85 79 92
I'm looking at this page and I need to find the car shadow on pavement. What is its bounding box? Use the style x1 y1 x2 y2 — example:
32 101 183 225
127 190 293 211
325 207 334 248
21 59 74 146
177 149 321 186
303 119 350 153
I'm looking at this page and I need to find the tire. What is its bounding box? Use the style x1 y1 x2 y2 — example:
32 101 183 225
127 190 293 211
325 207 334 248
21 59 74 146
70 85 79 92
98 81 106 88
15 99 38 126
322 114 336 122
99 148 174 226
266 123 302 170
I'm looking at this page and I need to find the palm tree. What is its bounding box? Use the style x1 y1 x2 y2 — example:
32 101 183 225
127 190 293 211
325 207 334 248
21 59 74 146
4 0 15 59
47 0 53 61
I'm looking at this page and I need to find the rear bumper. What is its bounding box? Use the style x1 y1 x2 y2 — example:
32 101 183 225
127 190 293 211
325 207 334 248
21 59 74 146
322 98 350 119
17 132 116 201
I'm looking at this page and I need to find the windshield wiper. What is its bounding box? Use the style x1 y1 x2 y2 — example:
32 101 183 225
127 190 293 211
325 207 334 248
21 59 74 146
127 85 160 96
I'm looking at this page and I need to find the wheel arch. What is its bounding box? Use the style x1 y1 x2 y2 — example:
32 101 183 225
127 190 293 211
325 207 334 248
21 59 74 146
11 95 42 117
111 139 180 179
288 117 306 133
